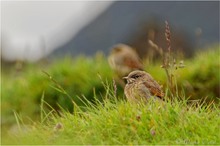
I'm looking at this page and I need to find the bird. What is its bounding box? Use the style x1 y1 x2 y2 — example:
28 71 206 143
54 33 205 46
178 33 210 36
108 43 143 78
108 44 143 87
123 70 164 103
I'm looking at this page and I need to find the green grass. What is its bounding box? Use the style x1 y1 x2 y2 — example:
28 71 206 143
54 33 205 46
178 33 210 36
1 53 118 126
1 45 220 144
2 97 220 144
144 45 220 101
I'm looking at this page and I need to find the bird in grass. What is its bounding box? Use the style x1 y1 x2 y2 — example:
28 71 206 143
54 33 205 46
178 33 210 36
108 44 143 78
123 70 164 103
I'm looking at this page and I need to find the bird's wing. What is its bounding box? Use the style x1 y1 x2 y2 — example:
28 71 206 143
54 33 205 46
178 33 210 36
143 74 164 98
123 55 143 70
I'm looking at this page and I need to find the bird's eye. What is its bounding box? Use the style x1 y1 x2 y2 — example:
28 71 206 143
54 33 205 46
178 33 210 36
131 74 140 79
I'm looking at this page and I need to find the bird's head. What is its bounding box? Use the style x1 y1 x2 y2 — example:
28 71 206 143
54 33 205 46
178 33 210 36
123 70 145 84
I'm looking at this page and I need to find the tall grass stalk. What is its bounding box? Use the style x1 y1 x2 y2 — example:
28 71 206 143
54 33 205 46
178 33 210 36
149 21 185 99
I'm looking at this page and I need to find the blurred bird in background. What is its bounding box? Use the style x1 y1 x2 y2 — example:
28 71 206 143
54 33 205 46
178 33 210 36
108 44 143 86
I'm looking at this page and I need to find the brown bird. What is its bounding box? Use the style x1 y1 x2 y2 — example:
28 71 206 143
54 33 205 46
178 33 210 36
123 70 164 103
108 44 143 78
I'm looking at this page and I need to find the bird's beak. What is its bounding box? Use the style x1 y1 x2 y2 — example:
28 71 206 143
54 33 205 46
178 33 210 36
123 76 128 80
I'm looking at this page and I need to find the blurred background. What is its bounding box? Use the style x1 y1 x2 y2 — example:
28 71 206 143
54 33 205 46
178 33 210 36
1 1 219 62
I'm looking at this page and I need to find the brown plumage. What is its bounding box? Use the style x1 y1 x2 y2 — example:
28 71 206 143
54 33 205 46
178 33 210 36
108 44 143 78
123 70 164 103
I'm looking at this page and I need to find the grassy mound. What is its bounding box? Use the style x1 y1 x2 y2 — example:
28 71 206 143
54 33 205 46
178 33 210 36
1 45 219 144
2 98 220 144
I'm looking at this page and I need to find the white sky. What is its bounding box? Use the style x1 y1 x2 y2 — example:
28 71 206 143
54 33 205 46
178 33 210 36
1 1 113 62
